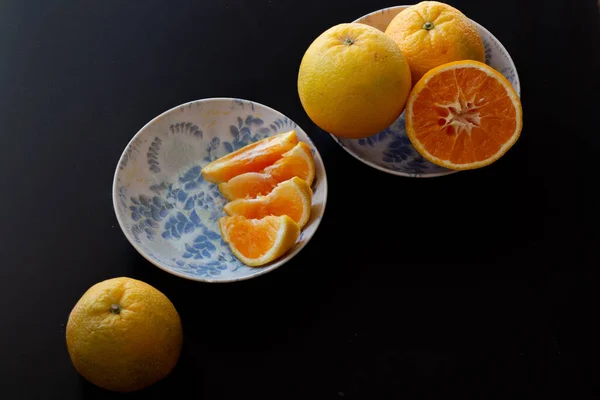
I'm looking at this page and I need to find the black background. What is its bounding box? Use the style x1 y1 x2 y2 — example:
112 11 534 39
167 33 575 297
1 0 599 399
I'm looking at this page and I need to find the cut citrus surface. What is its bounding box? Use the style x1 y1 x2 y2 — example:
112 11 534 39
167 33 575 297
219 215 300 267
406 60 522 170
264 142 315 187
219 173 278 201
223 177 312 229
218 142 315 200
201 130 298 183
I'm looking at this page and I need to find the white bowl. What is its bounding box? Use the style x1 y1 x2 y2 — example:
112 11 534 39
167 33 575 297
329 5 521 178
113 98 327 283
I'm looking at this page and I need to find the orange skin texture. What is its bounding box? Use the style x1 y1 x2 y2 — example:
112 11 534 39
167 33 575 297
385 1 485 86
298 23 412 139
66 278 183 393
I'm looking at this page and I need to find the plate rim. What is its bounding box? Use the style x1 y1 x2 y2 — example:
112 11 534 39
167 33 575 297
329 5 521 178
112 97 329 283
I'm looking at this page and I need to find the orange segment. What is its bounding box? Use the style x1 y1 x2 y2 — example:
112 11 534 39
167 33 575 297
219 215 300 267
218 173 278 201
201 130 298 183
218 142 316 200
264 142 315 186
223 177 312 229
406 60 522 170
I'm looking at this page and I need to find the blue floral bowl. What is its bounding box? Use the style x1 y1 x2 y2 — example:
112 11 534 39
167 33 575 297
113 98 328 283
330 5 521 178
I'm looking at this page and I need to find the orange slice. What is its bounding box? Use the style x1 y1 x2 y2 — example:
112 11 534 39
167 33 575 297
223 177 312 229
218 142 316 200
406 60 523 170
219 215 300 267
201 130 298 183
219 173 278 202
264 142 316 186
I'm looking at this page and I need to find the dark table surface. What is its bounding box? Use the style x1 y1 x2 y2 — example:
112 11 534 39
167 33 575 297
1 0 600 399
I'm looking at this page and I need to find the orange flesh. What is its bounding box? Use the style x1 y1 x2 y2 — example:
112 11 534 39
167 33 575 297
222 217 279 259
221 173 278 199
266 154 310 183
411 67 517 164
225 183 305 224
201 131 298 183
219 142 314 200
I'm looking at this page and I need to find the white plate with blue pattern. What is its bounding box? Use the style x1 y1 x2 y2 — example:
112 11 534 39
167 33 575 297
330 5 521 178
113 98 327 283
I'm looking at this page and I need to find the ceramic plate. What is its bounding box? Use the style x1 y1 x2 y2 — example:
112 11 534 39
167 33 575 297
113 98 327 283
330 5 521 178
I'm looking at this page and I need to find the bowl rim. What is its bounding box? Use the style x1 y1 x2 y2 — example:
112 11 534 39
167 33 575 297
330 5 521 178
112 97 329 283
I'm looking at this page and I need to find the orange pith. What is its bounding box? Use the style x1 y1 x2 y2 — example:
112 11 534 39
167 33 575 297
406 60 522 170
201 130 298 183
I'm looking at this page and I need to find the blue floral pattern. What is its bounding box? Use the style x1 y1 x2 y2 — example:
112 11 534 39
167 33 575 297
113 98 323 282
118 137 142 171
333 7 521 178
484 39 493 65
169 122 203 138
147 137 162 173
334 112 449 177
125 128 263 276
202 115 275 163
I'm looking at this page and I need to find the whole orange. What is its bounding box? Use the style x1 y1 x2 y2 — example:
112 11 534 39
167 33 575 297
66 277 183 392
298 23 412 139
385 1 485 85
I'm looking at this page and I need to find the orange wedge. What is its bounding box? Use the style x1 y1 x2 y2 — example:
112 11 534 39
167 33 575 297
406 60 522 170
218 142 316 200
264 142 315 186
219 215 300 267
219 174 278 202
201 130 298 183
223 177 312 229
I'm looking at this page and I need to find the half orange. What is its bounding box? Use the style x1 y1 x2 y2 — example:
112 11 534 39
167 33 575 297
406 60 522 170
201 130 298 183
218 142 315 200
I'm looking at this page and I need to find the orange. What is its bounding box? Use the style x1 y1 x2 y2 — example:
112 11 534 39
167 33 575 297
219 215 300 267
66 277 182 392
218 142 315 200
219 173 278 202
201 130 298 183
405 60 522 170
263 142 315 187
298 23 412 138
223 177 312 229
385 1 485 85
